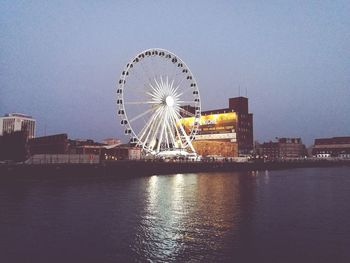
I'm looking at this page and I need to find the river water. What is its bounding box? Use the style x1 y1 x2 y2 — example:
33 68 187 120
1 167 350 262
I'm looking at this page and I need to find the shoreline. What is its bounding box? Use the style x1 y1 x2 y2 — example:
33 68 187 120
1 159 349 179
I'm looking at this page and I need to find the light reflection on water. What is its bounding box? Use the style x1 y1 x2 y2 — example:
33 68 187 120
133 172 247 262
1 167 350 262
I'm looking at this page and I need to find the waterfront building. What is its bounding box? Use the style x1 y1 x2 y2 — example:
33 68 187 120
28 134 105 155
312 136 350 158
68 138 105 155
0 113 36 139
258 141 279 159
180 96 253 157
28 133 69 155
27 134 141 162
0 130 29 161
102 138 121 146
102 144 141 160
258 138 307 159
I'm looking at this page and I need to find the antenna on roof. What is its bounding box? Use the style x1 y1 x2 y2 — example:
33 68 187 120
245 87 248 97
238 85 241 97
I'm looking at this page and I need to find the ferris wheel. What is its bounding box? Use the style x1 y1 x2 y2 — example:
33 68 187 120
116 48 201 154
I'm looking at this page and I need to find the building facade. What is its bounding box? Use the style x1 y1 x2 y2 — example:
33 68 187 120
27 134 141 161
0 113 36 139
0 130 29 162
258 141 280 159
258 137 306 159
102 138 121 146
312 136 350 158
103 145 141 160
180 96 253 157
28 133 69 155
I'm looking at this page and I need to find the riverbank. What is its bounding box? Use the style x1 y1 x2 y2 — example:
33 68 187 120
1 159 350 179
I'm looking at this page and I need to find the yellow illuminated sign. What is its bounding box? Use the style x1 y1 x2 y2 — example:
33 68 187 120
179 112 237 129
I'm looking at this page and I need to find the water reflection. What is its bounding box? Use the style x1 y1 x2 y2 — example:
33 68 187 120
133 172 257 261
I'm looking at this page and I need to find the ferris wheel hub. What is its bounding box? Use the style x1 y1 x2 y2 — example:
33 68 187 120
165 96 174 107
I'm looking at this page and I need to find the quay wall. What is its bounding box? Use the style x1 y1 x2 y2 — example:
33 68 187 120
1 159 350 179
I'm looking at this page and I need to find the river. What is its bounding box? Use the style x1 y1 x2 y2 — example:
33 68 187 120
1 167 349 262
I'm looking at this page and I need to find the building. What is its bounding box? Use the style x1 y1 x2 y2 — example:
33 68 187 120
0 113 36 139
180 96 253 157
68 139 105 155
258 137 307 159
258 141 279 160
102 138 121 146
28 134 106 156
312 136 350 158
0 130 29 162
102 144 141 160
27 134 141 162
28 133 69 155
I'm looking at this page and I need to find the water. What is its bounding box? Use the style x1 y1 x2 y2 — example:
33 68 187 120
1 167 350 262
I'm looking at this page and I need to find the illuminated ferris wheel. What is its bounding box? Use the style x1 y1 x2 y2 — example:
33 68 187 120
116 48 201 154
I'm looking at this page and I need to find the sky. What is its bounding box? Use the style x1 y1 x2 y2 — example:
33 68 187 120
0 0 349 146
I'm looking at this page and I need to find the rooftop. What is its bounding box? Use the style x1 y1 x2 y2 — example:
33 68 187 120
3 113 33 119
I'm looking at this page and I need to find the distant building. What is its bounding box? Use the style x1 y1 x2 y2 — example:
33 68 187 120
312 136 350 158
102 138 121 146
258 138 306 159
180 96 253 157
68 138 105 155
259 141 280 159
102 144 141 160
28 133 69 155
0 130 29 162
28 134 104 156
27 134 141 161
0 113 36 139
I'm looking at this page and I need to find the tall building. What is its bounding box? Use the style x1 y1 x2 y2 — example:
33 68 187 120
228 97 254 155
180 96 253 157
0 113 36 139
312 136 350 158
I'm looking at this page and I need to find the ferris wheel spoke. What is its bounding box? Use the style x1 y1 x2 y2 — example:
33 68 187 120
129 106 158 123
146 91 160 101
169 79 176 95
142 107 164 148
177 107 195 117
166 117 177 148
168 109 185 149
156 110 167 152
169 70 183 84
172 109 195 152
173 75 187 93
163 76 169 94
175 87 194 98
149 108 165 150
125 101 159 105
129 86 152 102
138 107 162 147
177 100 195 104
148 83 162 98
164 120 170 149
154 78 165 98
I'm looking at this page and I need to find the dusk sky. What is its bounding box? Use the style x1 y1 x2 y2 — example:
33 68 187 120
1 0 349 145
